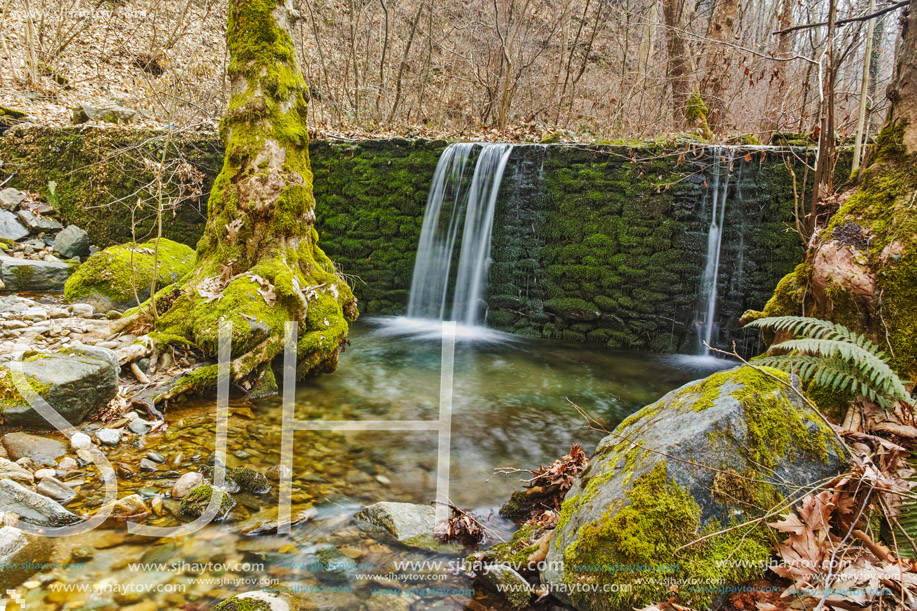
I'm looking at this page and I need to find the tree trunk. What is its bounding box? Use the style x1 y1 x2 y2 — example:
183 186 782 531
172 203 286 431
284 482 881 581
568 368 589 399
701 0 739 134
809 0 837 233
144 0 358 400
763 0 793 140
888 0 917 152
662 0 692 127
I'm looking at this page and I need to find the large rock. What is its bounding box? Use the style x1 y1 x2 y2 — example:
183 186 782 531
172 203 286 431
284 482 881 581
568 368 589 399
0 188 26 211
64 238 195 312
543 366 846 610
0 479 80 526
0 525 52 590
0 457 35 484
354 501 460 553
1 432 66 465
0 210 28 241
52 225 91 259
0 345 119 429
72 104 138 125
0 255 73 291
16 209 62 233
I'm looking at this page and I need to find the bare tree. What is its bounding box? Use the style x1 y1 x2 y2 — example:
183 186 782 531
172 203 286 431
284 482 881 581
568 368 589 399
701 0 740 133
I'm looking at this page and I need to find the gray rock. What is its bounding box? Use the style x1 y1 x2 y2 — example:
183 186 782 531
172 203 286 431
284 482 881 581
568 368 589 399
0 479 81 526
0 345 119 429
0 255 72 291
1 433 66 465
542 366 846 610
128 418 151 435
95 428 122 446
72 104 138 125
16 209 63 233
36 476 77 503
139 458 159 472
0 526 52 590
354 501 460 553
52 225 91 259
0 188 26 211
0 210 28 241
0 456 35 484
70 303 94 318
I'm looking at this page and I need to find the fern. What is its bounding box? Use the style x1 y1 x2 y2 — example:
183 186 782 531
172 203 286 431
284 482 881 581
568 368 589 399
746 316 912 410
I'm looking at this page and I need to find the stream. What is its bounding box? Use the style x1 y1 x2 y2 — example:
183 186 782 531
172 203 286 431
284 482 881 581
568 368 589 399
18 319 732 611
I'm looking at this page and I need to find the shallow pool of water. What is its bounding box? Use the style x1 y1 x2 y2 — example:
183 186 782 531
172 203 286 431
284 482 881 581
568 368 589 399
31 318 734 610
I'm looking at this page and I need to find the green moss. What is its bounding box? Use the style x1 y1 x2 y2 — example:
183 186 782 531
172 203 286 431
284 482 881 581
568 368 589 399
486 525 542 567
179 484 235 518
760 125 917 381
230 467 270 494
64 239 195 307
685 92 712 140
213 596 273 611
562 462 770 609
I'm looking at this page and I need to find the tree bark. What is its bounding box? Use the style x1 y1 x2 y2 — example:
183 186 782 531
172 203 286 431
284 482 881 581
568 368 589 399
763 0 793 140
888 0 917 152
144 0 358 399
662 0 692 127
701 0 739 134
809 0 837 233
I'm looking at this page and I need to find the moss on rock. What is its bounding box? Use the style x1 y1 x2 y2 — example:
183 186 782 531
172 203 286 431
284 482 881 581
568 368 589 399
545 365 845 610
64 239 195 311
179 484 235 519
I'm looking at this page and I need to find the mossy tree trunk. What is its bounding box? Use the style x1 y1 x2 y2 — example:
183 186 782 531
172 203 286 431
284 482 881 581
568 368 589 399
751 3 917 385
888 0 917 152
142 0 358 398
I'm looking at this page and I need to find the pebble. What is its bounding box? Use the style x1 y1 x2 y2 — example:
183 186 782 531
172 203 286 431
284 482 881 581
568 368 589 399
139 458 160 472
95 428 122 446
48 308 69 319
70 303 94 318
34 468 56 479
70 432 92 451
129 419 151 435
58 457 78 471
145 452 165 463
36 476 77 503
170 472 204 499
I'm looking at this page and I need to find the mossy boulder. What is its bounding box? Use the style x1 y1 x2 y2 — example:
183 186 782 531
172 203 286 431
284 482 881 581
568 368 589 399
179 484 235 520
543 366 846 610
230 467 271 494
0 345 119 429
64 239 195 312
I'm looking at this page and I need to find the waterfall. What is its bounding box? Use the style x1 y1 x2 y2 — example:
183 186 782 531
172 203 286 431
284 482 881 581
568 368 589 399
696 147 735 354
406 143 514 326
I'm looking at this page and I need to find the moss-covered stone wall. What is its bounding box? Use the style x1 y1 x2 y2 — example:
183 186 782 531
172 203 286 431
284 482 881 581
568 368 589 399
489 145 810 354
0 126 810 354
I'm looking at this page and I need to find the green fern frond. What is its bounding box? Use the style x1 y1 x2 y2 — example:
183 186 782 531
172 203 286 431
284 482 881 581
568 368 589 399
747 316 887 357
745 316 912 410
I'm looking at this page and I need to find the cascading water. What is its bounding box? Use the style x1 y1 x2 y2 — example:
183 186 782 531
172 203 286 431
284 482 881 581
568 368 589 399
405 143 514 328
696 147 735 354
